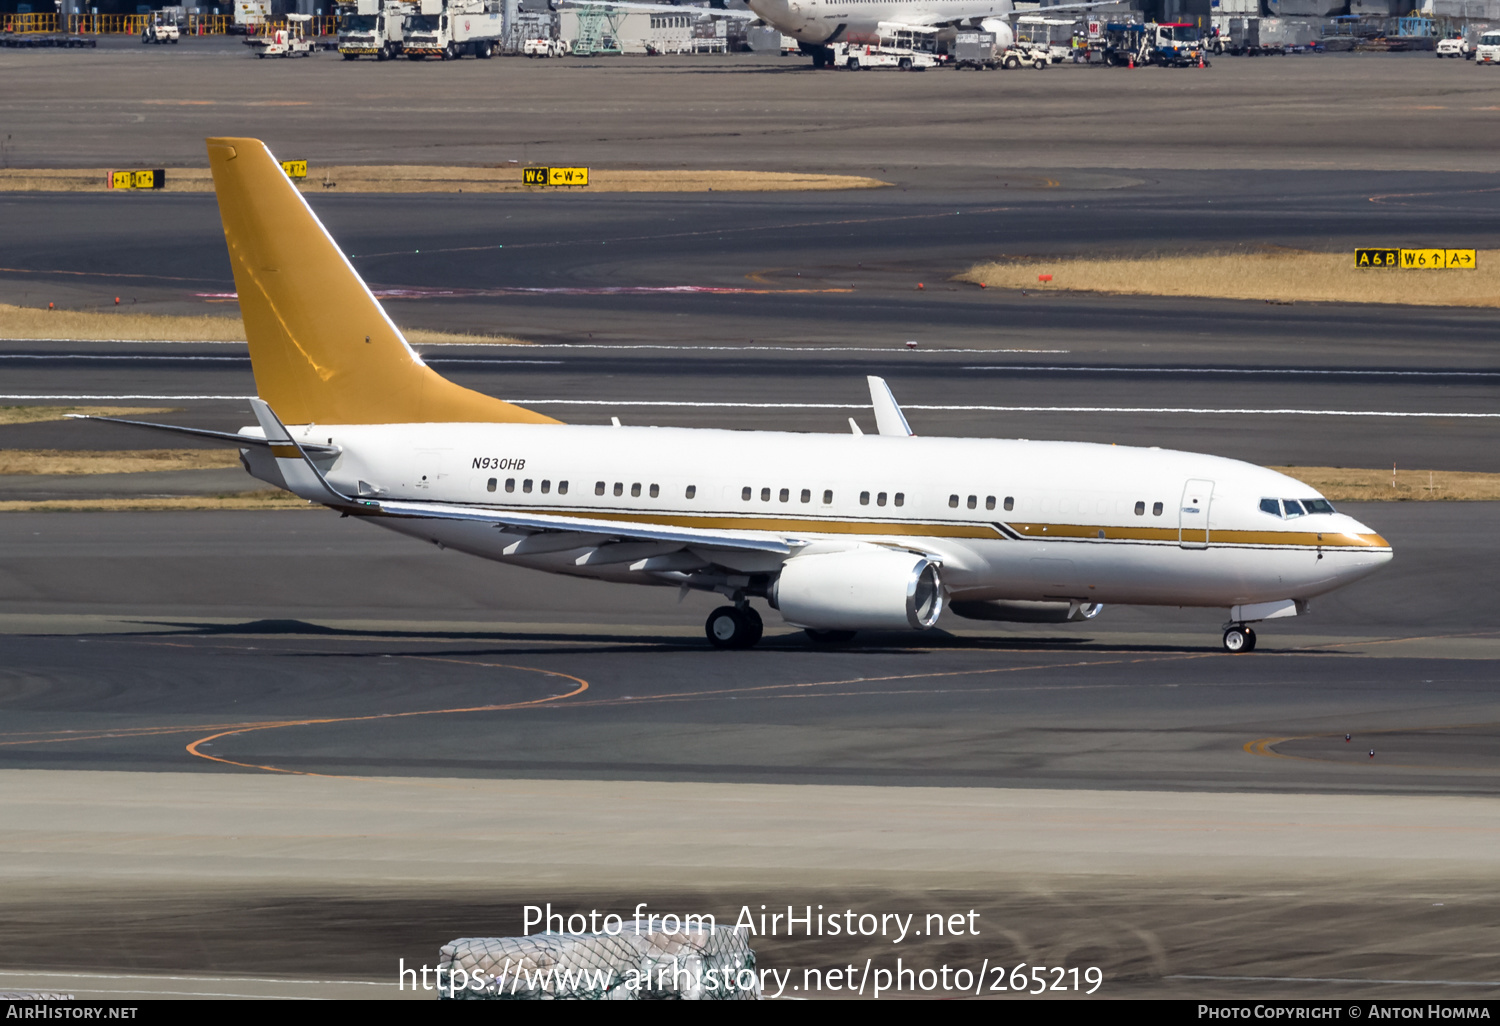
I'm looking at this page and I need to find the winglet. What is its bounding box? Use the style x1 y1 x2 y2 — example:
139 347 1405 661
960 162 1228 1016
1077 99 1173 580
867 376 914 437
249 398 365 508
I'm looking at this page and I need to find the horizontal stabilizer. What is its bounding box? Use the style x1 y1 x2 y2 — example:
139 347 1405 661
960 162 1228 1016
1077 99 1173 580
68 414 340 455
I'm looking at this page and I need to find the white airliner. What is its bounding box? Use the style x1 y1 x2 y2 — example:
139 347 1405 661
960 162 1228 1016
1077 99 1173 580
561 0 1117 57
87 138 1392 653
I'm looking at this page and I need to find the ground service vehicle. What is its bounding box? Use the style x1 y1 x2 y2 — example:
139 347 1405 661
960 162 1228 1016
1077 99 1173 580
402 0 503 59
107 137 1392 655
953 29 997 68
141 11 180 43
1479 30 1500 62
1435 35 1470 58
1001 43 1047 68
233 0 270 34
523 36 569 56
246 13 316 56
337 0 411 59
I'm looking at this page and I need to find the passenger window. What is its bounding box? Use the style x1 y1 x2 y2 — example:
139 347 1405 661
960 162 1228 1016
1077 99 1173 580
523 479 533 493
631 483 642 498
949 494 959 508
894 492 904 507
779 488 789 502
1004 496 1014 511
595 481 605 496
876 492 887 507
800 489 811 503
649 483 659 498
486 478 497 493
742 486 752 501
1260 498 1281 517
822 490 833 504
967 495 977 509
558 481 568 495
986 496 995 510
542 480 553 494
505 478 516 493
686 485 696 499
1135 501 1146 516
761 487 771 502
860 491 870 505
614 482 623 497
1152 501 1163 516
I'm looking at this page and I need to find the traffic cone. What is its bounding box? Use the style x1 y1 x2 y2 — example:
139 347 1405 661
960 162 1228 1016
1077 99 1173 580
1128 55 1134 68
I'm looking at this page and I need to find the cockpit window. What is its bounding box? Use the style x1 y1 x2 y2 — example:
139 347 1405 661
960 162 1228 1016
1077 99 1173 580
1282 499 1306 518
1302 498 1335 514
1259 498 1280 517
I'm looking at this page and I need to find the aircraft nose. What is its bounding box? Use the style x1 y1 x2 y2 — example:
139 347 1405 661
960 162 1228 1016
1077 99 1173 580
1334 516 1394 574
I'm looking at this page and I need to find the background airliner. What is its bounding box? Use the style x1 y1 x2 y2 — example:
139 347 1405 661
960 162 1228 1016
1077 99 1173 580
85 138 1392 653
563 0 1118 58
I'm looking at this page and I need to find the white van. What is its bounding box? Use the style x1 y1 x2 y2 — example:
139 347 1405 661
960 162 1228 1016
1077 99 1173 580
1478 31 1500 64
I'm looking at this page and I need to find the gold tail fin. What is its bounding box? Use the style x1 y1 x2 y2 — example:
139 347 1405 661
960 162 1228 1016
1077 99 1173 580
206 137 559 427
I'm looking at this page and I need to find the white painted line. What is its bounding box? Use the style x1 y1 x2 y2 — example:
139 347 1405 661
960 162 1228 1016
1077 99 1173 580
964 365 1500 379
0 338 1068 354
4 396 1496 418
1168 974 1500 987
0 354 563 365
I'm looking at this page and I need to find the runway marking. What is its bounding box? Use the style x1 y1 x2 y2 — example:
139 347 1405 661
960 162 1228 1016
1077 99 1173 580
0 354 563 365
1169 974 1500 987
1245 717 1500 771
962 365 1500 380
183 659 589 777
566 651 1214 709
13 394 1497 418
345 205 1018 261
0 340 1070 355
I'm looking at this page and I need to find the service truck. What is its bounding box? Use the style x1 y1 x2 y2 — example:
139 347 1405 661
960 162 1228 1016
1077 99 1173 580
1478 29 1500 63
141 9 181 43
233 0 270 34
337 0 411 60
402 0 503 59
830 22 938 70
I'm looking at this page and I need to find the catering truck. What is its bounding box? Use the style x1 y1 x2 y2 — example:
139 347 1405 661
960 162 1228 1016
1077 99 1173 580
336 0 412 60
401 0 503 59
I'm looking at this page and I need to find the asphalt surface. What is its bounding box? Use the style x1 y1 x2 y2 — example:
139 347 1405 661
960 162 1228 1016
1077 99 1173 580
3 41 1500 1000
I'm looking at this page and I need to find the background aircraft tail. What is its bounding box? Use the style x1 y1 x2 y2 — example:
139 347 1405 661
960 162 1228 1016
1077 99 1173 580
206 137 559 427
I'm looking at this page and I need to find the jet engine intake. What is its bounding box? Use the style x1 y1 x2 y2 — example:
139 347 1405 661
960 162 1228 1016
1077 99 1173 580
772 548 943 631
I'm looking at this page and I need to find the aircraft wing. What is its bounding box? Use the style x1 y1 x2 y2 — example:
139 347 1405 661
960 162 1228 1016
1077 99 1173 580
556 1 760 20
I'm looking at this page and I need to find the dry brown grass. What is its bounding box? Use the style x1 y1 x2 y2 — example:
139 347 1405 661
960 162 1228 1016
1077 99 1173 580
1270 466 1500 501
0 449 242 475
0 167 888 194
0 303 524 345
961 250 1500 308
0 405 175 426
0 491 309 513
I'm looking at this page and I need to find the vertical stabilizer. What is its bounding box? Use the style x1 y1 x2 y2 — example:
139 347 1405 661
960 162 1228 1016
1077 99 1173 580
206 137 559 427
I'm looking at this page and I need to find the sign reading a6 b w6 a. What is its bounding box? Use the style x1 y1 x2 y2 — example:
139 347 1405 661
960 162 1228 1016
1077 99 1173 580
1355 248 1477 269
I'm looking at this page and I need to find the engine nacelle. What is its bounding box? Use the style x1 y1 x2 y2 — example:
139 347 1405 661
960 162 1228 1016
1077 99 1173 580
772 548 944 631
949 599 1103 624
979 17 1015 51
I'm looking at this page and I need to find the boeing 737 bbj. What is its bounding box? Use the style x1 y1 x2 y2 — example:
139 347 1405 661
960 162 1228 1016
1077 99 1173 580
84 138 1393 652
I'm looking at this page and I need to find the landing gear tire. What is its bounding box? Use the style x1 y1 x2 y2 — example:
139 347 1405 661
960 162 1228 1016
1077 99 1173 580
805 628 857 646
1223 625 1256 653
706 606 761 650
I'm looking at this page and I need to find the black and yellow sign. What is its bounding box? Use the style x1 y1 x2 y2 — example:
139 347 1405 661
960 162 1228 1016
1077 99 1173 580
1354 248 1398 268
281 159 308 179
523 166 589 187
1356 248 1476 269
107 169 166 190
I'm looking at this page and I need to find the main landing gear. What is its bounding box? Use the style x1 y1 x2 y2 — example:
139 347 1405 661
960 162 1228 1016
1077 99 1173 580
705 604 763 650
1222 623 1257 653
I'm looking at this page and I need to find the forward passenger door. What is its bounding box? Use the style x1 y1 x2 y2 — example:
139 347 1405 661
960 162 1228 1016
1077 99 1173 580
1179 479 1214 549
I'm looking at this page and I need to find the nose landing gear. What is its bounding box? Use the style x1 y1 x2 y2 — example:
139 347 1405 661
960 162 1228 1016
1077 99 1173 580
1222 624 1257 653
